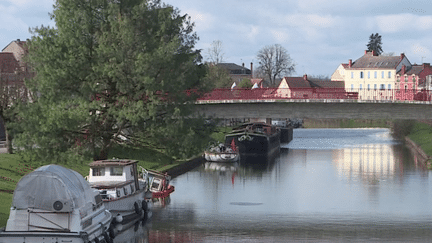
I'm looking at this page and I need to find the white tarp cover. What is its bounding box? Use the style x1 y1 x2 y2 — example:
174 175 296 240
12 164 94 211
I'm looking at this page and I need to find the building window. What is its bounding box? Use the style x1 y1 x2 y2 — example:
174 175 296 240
351 84 354 90
381 71 384 78
92 168 105 176
360 84 363 90
367 84 370 90
388 71 391 79
360 71 364 78
351 72 354 79
374 71 377 79
368 71 370 79
374 84 377 90
380 84 385 90
110 167 123 176
388 84 391 90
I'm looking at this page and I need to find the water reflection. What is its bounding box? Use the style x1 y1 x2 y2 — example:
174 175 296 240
113 216 149 243
334 144 401 182
146 128 432 242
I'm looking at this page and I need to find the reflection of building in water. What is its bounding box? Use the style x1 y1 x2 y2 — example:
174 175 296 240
334 144 402 181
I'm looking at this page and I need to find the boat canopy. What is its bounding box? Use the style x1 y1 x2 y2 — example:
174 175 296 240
12 164 95 212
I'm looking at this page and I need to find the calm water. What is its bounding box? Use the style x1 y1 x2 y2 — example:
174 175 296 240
117 128 432 242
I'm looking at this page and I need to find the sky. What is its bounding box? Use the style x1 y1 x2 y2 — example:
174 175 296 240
1 0 432 77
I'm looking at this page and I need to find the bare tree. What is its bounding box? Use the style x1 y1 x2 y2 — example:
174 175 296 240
257 44 295 86
207 40 224 64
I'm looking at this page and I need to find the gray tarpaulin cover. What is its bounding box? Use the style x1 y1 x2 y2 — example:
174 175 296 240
12 164 95 211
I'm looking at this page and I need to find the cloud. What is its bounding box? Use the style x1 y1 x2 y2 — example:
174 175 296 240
182 8 215 32
410 43 431 57
0 5 28 32
270 28 290 43
375 13 432 33
5 0 52 8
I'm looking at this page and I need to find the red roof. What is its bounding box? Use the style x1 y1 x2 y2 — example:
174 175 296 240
0 53 19 73
283 77 312 88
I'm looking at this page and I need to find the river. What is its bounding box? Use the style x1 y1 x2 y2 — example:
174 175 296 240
117 128 432 242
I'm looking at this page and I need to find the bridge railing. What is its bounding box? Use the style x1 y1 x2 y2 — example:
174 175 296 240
197 88 432 102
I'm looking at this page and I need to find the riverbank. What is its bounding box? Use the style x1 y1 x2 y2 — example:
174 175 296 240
303 118 391 128
0 144 200 227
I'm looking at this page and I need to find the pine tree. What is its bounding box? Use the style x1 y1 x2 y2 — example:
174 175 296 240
366 33 383 55
15 0 212 162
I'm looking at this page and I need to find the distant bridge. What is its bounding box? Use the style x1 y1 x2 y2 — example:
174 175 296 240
194 88 432 120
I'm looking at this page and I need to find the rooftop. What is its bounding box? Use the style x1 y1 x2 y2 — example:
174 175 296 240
350 51 404 69
89 159 138 167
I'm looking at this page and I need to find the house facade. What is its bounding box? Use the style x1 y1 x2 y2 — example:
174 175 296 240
395 63 432 101
332 50 411 100
2 39 27 70
217 62 253 84
330 64 349 82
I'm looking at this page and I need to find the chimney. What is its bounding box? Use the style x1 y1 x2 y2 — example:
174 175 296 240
303 74 308 81
423 63 430 69
401 65 406 75
372 50 377 56
242 63 244 67
250 62 253 78
349 59 352 68
17 39 20 42
365 50 368 55
400 53 405 60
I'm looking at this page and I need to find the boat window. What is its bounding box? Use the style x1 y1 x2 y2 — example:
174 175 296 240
110 167 123 176
151 178 162 191
92 167 105 176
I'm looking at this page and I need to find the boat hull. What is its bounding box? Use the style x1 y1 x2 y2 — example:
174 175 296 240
225 130 280 157
103 189 149 224
152 185 175 199
204 151 239 162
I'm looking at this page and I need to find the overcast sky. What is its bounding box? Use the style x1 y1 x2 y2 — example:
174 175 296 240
2 0 432 76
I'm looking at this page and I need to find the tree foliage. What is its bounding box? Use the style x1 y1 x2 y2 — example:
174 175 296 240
256 44 295 87
15 0 213 163
0 69 32 154
203 64 232 89
237 78 253 89
366 33 383 55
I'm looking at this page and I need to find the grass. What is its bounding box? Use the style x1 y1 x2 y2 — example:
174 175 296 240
0 144 177 227
210 126 232 144
408 122 432 157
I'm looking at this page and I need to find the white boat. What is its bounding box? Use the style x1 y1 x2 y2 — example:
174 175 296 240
0 164 113 243
204 143 239 162
87 159 151 225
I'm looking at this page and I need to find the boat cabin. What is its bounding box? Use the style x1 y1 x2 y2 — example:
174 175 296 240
88 159 144 201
